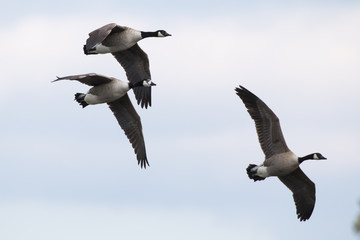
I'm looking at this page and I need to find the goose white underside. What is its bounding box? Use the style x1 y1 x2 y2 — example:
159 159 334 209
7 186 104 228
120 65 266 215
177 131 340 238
84 93 113 105
252 164 297 179
256 166 270 178
93 44 113 54
84 80 129 104
93 43 136 54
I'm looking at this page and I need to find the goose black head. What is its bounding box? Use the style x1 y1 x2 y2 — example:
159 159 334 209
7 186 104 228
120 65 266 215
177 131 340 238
157 30 172 37
298 152 327 163
143 79 156 87
129 79 156 89
313 153 327 160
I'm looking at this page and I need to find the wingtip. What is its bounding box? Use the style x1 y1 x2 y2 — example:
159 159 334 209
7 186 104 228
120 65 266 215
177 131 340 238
138 99 151 109
295 204 314 222
235 85 248 92
235 85 247 95
298 215 310 222
139 159 150 169
51 76 61 83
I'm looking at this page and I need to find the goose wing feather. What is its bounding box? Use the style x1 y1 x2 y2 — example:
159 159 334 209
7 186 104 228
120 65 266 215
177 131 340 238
235 85 289 158
278 168 316 221
53 73 113 86
107 94 149 168
85 23 127 51
112 44 152 108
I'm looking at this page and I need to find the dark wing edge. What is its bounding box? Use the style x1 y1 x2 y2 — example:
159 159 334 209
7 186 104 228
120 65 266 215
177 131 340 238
52 73 113 86
278 168 316 221
112 44 152 108
235 85 289 158
107 94 149 168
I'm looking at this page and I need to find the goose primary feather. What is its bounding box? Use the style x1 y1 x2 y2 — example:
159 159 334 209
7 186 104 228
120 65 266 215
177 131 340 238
52 73 156 168
83 23 171 109
235 85 326 221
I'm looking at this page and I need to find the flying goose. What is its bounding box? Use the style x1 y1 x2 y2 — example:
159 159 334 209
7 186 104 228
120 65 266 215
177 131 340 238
52 73 156 168
83 23 171 109
235 85 326 221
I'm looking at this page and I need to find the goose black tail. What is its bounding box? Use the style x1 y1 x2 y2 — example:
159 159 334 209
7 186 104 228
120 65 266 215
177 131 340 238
246 164 265 182
83 45 98 55
74 93 89 108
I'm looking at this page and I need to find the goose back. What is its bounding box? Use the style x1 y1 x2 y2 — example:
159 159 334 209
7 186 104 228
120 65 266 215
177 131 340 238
85 24 142 53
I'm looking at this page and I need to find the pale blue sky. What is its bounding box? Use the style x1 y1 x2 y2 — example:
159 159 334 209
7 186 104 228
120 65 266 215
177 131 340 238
1 1 360 239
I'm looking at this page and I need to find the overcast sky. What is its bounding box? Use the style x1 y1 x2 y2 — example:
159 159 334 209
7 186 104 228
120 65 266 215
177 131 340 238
1 1 360 239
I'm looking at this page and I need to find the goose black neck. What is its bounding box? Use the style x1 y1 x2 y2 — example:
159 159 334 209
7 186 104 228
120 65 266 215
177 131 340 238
141 31 158 38
298 154 315 164
129 81 143 89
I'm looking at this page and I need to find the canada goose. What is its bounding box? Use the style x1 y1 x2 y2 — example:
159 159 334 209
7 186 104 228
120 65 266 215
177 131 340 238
235 85 326 221
52 73 156 168
83 23 171 109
